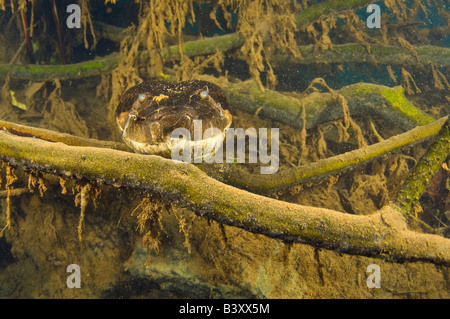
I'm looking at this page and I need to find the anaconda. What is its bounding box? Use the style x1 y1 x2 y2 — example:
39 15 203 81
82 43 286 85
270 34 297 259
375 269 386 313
116 80 232 159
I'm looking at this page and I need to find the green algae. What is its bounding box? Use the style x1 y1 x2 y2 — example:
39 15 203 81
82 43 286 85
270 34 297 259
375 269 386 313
394 119 450 217
294 0 375 27
340 83 435 127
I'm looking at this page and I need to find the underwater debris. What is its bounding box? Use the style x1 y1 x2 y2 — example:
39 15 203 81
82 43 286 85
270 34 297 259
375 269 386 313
0 165 18 237
431 63 450 91
43 80 90 137
401 68 421 95
132 194 167 253
27 171 47 197
74 181 100 241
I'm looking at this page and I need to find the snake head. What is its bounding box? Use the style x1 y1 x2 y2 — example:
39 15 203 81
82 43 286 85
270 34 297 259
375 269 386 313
116 80 232 156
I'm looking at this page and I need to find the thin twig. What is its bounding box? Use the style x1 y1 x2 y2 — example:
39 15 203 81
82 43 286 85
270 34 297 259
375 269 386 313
0 120 130 151
0 187 29 198
9 39 26 64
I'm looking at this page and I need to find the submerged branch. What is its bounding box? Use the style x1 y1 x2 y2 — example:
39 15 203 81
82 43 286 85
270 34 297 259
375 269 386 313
271 44 450 68
2 43 448 81
0 130 448 264
0 53 121 81
0 120 129 151
224 80 435 131
394 118 450 217
0 31 244 81
206 117 448 192
294 0 374 27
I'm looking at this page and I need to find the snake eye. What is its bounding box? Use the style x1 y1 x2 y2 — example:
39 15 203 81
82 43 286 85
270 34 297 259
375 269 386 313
137 93 146 102
199 90 209 100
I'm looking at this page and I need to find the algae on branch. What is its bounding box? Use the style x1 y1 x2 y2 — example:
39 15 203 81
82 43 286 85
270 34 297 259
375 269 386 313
225 80 434 131
394 119 450 218
339 83 435 128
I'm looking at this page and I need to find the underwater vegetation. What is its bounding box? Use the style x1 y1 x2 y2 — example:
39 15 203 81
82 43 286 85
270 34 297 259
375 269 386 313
0 0 448 298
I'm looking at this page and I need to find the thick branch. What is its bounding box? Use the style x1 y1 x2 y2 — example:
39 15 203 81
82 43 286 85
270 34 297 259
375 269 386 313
0 53 121 81
3 42 448 81
0 130 448 264
224 80 435 131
